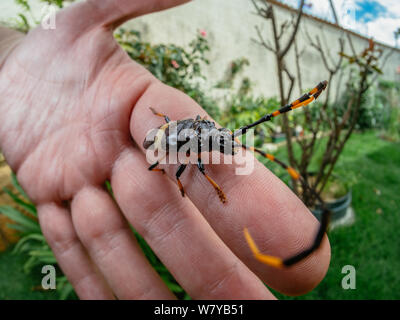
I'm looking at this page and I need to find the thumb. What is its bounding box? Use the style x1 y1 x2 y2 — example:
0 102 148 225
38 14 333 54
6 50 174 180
63 0 192 30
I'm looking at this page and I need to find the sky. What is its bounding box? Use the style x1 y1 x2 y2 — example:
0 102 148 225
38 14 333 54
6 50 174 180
278 0 400 47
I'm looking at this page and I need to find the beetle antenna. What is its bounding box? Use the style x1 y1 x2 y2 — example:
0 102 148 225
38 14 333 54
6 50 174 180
233 81 328 137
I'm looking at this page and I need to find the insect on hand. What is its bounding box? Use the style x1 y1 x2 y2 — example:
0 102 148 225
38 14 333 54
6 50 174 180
143 81 329 268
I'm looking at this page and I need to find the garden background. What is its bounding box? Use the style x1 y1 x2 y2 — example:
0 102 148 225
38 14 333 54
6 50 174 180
0 0 399 299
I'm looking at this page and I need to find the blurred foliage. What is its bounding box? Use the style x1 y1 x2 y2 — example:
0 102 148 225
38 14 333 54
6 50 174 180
378 80 400 141
331 76 400 135
115 29 209 88
114 28 221 120
339 39 383 78
219 95 281 146
215 57 250 89
9 0 71 32
334 39 386 131
332 78 384 130
0 173 76 299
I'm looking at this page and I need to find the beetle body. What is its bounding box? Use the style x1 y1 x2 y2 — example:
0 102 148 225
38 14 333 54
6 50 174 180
143 116 239 156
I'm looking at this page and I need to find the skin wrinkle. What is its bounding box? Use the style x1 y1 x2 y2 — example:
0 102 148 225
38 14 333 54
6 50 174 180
17 61 151 199
72 271 111 298
72 189 171 300
87 227 133 264
57 2 105 40
18 125 93 202
76 32 121 89
108 0 130 29
144 201 191 251
76 187 166 297
0 29 23 72
72 188 128 252
37 202 115 299
2 76 78 172
73 129 108 182
90 68 149 133
82 68 155 182
113 150 195 245
9 42 74 86
38 203 76 243
1 99 34 167
197 261 240 299
133 282 175 300
92 128 128 170
42 222 81 258
51 235 112 295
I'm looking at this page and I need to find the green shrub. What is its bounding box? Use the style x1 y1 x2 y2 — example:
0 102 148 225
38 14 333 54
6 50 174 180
114 28 221 120
331 73 398 131
0 173 75 299
1 176 190 299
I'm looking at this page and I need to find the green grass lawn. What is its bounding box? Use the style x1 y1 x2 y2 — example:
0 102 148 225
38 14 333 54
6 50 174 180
271 131 400 299
0 131 399 299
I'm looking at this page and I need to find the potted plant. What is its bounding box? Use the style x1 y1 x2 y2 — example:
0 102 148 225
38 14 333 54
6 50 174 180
305 174 352 223
251 0 390 223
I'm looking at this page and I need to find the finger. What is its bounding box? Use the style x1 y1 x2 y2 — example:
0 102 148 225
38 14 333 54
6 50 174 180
111 147 275 300
71 185 175 300
62 0 191 30
38 202 114 299
130 82 331 296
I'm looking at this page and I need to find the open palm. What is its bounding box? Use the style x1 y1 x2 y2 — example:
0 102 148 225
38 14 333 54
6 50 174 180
0 0 330 299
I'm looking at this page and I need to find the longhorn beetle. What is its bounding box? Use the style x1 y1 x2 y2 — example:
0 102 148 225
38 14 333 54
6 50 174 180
143 81 330 268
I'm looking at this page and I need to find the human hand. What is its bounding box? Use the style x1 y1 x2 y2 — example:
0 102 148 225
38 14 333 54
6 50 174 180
0 0 330 299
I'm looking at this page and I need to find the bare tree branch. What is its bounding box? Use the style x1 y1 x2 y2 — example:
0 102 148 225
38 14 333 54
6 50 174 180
279 0 305 59
328 0 339 25
252 25 276 53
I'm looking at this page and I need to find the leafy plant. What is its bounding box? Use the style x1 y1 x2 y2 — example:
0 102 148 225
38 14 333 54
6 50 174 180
377 80 400 142
114 28 220 120
1 175 191 299
215 57 250 89
219 95 280 146
0 173 75 299
9 0 70 32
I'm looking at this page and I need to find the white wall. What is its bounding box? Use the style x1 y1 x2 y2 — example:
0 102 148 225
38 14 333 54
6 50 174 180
1 0 400 102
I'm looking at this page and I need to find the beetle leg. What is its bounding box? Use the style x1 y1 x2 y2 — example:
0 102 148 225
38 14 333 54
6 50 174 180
148 161 165 174
176 164 187 197
197 156 226 204
150 107 171 123
241 143 300 180
148 153 167 174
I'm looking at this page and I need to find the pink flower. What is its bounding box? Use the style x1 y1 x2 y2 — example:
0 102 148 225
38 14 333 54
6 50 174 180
171 60 180 69
200 30 207 37
397 66 400 74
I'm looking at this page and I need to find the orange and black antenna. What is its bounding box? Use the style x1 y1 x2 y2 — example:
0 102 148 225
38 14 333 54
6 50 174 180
237 80 331 268
233 80 328 137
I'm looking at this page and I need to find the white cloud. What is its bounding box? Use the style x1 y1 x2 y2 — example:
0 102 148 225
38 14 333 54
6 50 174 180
364 16 400 46
279 0 400 46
